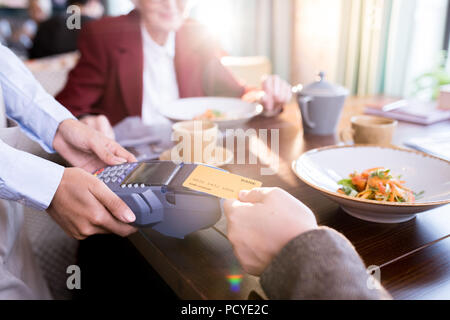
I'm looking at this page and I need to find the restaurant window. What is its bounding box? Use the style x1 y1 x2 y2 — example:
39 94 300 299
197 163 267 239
292 0 449 98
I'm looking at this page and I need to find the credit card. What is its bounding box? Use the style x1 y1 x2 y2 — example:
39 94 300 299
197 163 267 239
182 165 262 199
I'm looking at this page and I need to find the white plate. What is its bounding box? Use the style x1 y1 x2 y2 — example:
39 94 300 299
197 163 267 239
292 145 450 223
160 97 263 129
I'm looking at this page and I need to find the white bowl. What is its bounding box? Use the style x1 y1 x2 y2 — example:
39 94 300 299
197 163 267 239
160 97 263 129
292 145 450 223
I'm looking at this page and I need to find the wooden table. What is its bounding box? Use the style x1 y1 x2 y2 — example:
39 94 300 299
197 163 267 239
129 97 450 300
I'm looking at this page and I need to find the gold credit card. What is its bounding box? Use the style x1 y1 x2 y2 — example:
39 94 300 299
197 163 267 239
182 165 262 199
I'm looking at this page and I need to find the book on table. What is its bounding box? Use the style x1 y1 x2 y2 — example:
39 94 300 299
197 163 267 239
364 98 450 125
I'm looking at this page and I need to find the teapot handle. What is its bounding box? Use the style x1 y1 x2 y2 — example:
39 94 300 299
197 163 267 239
298 96 316 129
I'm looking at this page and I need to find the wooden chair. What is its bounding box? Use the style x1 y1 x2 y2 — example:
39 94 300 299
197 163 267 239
25 52 80 96
221 56 272 89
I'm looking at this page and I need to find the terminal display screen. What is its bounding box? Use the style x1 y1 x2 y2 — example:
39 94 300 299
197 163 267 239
124 162 178 186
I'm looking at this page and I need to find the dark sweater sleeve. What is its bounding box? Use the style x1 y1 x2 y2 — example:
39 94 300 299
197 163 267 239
260 227 392 300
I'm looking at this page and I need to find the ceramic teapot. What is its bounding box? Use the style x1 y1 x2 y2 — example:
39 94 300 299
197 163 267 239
293 72 349 135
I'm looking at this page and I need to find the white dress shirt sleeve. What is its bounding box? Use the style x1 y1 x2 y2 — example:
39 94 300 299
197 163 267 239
0 44 75 210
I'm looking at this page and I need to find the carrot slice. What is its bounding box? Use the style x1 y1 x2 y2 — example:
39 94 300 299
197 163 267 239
388 193 395 202
352 176 368 192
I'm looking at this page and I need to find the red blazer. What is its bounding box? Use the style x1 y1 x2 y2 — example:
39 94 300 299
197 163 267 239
56 10 247 126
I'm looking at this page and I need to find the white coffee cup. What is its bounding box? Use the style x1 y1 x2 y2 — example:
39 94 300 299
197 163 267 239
171 120 218 163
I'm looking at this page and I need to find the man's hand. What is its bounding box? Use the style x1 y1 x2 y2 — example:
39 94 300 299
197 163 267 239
53 119 136 172
260 75 293 116
47 168 137 240
80 115 115 140
224 187 318 275
242 75 292 117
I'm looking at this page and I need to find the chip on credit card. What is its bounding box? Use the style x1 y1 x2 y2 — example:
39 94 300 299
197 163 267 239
182 165 262 199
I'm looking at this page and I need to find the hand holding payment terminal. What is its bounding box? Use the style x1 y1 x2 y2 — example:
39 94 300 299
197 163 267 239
93 161 222 239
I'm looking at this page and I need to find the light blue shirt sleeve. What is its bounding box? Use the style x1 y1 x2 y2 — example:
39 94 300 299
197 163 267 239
0 44 75 210
0 44 75 153
0 140 65 210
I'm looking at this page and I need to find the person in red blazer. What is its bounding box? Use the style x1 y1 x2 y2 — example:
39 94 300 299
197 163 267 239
56 0 292 139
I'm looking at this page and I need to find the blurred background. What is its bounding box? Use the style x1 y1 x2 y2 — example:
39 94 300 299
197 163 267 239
1 0 449 100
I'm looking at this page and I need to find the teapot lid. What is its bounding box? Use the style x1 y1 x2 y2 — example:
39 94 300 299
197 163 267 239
301 72 349 97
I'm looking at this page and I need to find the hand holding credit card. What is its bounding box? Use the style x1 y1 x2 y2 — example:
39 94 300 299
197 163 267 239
182 165 262 199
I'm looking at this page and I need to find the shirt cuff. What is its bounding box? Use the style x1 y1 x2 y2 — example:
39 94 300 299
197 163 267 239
15 100 75 154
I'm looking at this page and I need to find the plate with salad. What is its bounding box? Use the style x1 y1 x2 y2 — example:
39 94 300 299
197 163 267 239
337 167 420 203
160 97 263 129
292 145 450 223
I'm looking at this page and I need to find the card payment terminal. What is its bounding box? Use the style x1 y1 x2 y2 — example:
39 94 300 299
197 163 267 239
93 161 222 239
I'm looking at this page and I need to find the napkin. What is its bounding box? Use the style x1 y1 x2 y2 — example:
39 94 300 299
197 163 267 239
405 132 450 161
113 116 173 160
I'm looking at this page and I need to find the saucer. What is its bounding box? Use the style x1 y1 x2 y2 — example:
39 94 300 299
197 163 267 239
159 146 234 167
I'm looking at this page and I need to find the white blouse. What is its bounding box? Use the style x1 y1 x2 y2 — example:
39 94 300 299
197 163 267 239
140 25 179 127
